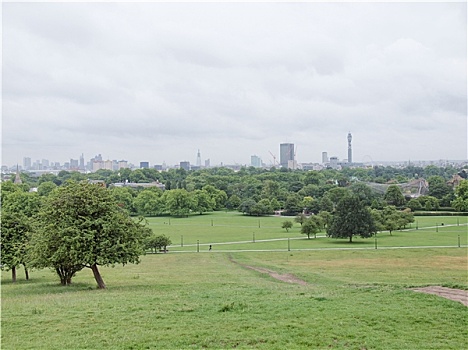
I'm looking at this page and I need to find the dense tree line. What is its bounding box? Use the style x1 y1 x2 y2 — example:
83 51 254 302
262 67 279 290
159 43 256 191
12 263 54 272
6 165 468 218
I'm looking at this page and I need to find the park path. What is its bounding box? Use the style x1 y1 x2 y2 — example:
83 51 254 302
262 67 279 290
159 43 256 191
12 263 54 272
410 286 468 306
228 255 308 286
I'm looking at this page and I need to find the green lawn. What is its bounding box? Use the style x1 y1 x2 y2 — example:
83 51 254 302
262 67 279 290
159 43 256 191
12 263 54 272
147 212 467 252
2 213 467 349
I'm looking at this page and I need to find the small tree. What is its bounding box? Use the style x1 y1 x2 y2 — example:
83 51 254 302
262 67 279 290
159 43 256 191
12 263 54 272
317 211 332 229
30 182 151 289
282 220 293 232
301 217 321 239
294 213 307 226
146 234 172 253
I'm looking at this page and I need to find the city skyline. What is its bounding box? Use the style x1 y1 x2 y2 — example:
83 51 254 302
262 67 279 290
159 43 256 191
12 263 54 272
2 2 467 167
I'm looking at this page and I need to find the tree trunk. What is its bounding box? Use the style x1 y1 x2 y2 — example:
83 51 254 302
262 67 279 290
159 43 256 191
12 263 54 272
349 235 353 243
91 264 106 289
24 266 29 280
11 266 17 282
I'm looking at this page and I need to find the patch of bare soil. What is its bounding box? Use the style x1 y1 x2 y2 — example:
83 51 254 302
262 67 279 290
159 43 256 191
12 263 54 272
410 286 468 306
229 256 307 285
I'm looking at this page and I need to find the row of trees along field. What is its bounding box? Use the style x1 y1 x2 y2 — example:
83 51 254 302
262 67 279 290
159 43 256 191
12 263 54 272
13 165 468 217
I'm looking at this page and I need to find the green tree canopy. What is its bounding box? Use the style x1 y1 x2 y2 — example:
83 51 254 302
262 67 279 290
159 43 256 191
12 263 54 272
428 176 453 200
281 220 293 232
327 194 377 243
301 216 322 239
192 189 216 214
29 182 150 288
163 189 195 217
451 179 468 211
384 185 406 207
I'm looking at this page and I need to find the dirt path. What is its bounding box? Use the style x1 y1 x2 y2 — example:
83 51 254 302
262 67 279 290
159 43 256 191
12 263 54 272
229 256 308 285
410 286 468 306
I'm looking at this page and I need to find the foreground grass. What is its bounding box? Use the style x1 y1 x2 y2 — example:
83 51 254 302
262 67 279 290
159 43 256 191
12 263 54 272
2 247 467 349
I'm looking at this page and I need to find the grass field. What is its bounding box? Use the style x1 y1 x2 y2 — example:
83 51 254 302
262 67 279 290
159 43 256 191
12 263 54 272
147 212 467 252
2 213 467 349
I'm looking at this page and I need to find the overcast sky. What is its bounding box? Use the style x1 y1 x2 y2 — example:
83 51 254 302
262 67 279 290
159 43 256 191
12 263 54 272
2 1 467 167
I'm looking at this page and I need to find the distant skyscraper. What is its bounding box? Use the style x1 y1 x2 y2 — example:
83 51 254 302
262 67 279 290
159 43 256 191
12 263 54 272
23 157 31 170
251 155 262 168
205 159 210 168
180 161 190 171
347 132 353 163
79 154 85 170
196 149 201 167
280 143 294 168
70 159 79 169
118 160 128 169
140 162 149 169
322 152 328 164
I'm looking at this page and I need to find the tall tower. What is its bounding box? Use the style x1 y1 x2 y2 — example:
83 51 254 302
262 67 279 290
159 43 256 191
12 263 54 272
196 149 201 167
14 165 22 184
280 143 295 168
347 132 352 164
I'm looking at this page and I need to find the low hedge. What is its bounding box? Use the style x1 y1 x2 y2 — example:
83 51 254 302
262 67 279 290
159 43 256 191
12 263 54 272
413 211 468 216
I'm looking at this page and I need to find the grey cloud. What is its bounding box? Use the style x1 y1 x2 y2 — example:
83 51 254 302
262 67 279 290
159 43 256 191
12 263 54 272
2 2 466 166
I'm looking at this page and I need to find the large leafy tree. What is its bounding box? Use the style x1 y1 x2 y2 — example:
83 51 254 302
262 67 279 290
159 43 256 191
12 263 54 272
452 179 468 211
0 187 41 281
29 182 150 289
192 189 216 214
163 189 195 217
133 188 163 216
428 176 452 200
1 212 33 282
384 185 406 206
327 194 377 243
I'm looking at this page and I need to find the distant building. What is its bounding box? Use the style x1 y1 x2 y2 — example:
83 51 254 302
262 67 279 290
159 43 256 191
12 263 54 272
329 156 339 169
196 150 202 167
70 159 79 169
118 160 128 169
205 159 210 168
251 155 262 168
23 157 31 170
280 143 295 168
79 154 85 170
154 164 163 171
112 180 165 191
322 152 328 164
103 160 113 170
180 161 190 171
347 132 353 164
14 166 22 184
140 162 149 169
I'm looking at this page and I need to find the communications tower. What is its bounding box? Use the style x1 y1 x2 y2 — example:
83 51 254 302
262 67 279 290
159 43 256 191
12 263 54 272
347 132 352 164
196 149 202 167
